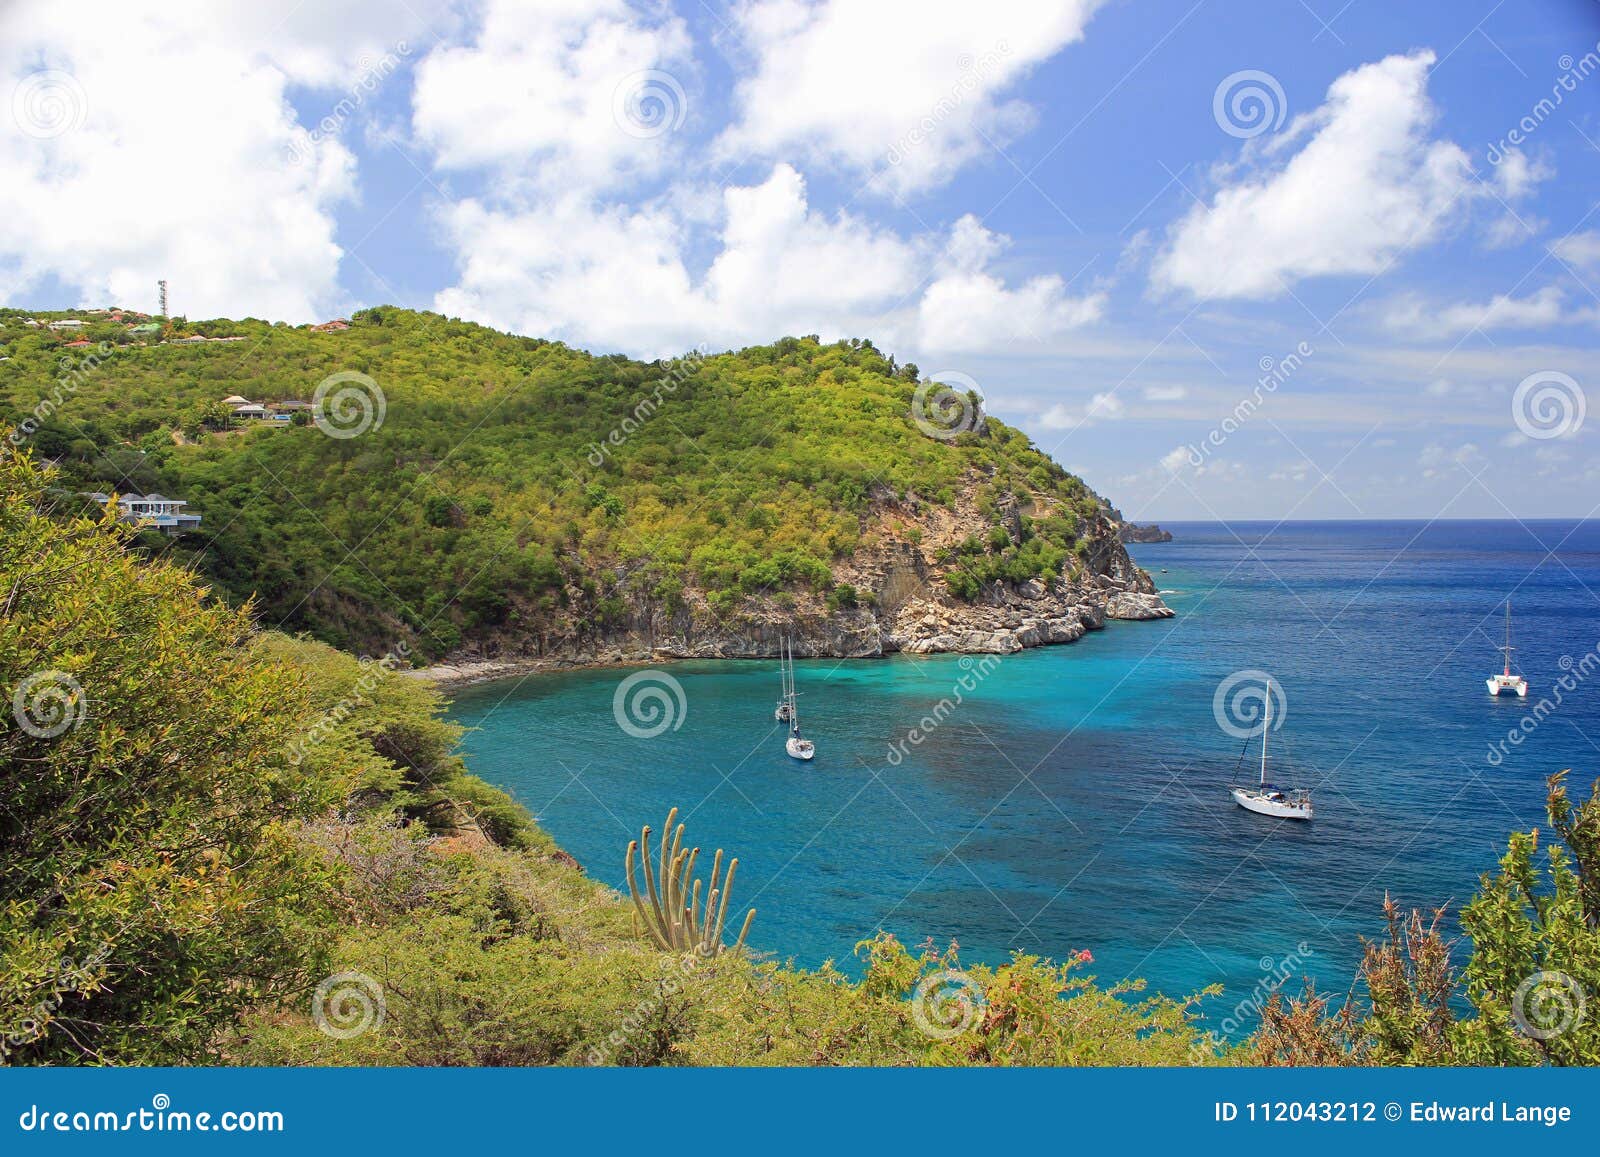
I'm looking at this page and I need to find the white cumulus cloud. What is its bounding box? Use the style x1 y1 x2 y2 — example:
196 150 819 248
0 1 369 321
412 0 692 190
717 0 1104 196
1379 286 1570 339
433 166 1103 359
1152 51 1500 301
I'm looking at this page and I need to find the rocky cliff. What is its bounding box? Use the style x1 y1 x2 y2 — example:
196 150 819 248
427 467 1172 681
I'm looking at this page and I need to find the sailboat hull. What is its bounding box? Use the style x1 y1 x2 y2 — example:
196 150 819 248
786 737 814 761
1486 675 1528 697
1231 787 1312 820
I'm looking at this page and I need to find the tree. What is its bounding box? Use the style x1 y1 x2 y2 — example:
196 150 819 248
0 443 334 1063
1254 773 1600 1066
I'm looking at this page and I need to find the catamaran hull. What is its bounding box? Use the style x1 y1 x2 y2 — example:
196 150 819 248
1231 787 1312 820
1486 676 1528 697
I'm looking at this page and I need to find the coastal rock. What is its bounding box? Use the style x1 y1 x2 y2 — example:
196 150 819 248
1104 592 1175 620
419 471 1175 685
1118 522 1174 543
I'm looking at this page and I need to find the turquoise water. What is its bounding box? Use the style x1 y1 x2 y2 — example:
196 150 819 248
447 520 1600 1024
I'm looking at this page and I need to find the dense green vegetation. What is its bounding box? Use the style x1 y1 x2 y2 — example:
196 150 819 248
0 446 1222 1066
1 307 1111 660
4 442 1597 1067
1255 770 1600 1066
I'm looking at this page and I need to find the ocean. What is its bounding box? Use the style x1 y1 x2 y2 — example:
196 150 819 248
446 519 1600 1031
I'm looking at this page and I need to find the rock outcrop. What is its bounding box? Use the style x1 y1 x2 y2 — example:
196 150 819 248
425 468 1173 680
1118 522 1174 543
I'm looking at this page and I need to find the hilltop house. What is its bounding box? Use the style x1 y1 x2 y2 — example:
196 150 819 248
231 402 270 420
48 319 83 330
88 492 202 536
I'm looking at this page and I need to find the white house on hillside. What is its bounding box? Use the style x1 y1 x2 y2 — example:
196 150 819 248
88 492 202 536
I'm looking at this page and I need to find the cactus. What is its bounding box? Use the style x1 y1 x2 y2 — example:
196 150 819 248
625 807 755 956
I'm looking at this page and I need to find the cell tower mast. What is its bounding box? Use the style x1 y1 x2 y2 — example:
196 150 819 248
158 279 168 318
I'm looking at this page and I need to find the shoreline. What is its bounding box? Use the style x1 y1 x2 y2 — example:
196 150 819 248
412 594 1175 690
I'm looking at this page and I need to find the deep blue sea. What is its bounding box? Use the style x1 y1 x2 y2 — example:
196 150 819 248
447 520 1600 1028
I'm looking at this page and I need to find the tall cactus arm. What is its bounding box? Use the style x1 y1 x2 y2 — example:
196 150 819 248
714 857 740 946
733 908 756 952
638 825 669 937
626 839 672 950
622 807 757 957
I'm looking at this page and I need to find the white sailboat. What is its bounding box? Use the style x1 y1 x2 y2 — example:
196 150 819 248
1229 683 1312 821
780 638 814 761
1486 599 1528 697
774 642 793 722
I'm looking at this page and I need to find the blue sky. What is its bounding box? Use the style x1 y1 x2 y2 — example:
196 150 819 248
4 0 1600 519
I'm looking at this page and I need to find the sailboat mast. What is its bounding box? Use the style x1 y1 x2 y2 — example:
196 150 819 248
788 639 799 729
1259 683 1270 788
1504 600 1513 676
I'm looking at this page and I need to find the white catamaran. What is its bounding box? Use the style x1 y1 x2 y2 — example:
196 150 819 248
1486 599 1529 697
1229 682 1312 821
778 638 814 761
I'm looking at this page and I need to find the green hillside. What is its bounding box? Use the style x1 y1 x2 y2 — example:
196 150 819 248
4 443 1597 1066
2 307 1114 660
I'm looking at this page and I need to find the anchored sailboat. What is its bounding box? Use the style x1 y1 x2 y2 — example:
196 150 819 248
774 642 793 722
1228 681 1312 821
779 638 814 761
1486 599 1529 697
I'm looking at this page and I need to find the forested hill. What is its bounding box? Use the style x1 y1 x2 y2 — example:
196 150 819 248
1 306 1158 662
